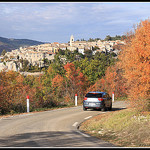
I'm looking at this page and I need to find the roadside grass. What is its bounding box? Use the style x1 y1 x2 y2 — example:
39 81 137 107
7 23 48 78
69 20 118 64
0 103 76 118
79 108 150 147
0 99 83 118
0 98 83 116
115 96 128 101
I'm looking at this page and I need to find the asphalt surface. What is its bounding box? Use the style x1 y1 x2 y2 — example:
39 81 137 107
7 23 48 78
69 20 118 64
0 101 128 147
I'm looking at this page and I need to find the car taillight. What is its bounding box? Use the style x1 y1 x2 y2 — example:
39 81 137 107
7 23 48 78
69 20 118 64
84 97 87 100
98 98 103 101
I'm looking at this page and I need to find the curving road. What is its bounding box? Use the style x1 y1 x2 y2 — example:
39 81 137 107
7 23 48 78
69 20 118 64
0 101 127 147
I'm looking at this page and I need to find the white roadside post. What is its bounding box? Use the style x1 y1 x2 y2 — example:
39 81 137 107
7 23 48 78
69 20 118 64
112 92 114 102
26 95 30 113
75 94 78 106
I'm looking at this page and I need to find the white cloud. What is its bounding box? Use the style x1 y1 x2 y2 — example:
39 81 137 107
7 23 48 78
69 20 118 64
0 2 150 42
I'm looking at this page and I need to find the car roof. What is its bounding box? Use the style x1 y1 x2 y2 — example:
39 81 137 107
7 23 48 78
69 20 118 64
88 91 105 94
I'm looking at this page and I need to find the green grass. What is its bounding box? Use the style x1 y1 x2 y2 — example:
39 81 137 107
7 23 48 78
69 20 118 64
80 108 150 147
115 96 128 101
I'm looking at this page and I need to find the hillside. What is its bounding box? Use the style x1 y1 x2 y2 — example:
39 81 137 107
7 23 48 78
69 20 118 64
0 36 45 54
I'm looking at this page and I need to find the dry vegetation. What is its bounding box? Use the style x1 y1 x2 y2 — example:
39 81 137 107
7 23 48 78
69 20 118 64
79 108 150 147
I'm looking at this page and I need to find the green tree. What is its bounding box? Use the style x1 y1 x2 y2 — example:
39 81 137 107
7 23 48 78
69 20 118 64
19 59 30 72
1 49 7 56
74 52 116 84
84 49 92 59
104 35 112 41
88 38 94 42
51 54 65 75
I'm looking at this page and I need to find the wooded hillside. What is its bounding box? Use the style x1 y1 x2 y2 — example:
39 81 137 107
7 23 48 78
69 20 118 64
0 36 45 54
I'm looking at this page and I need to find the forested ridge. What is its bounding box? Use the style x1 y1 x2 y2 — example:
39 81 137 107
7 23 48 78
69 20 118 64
0 36 44 54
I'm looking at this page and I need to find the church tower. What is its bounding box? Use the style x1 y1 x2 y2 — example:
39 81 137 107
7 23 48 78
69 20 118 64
70 35 74 46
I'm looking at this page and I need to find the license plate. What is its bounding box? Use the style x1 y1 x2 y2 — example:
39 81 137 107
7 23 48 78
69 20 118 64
89 103 95 106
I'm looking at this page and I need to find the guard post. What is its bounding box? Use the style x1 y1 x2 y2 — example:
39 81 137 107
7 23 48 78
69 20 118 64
26 95 30 113
112 92 114 102
75 94 78 106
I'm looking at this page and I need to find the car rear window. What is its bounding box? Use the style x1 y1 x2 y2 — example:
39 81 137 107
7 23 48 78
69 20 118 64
85 93 103 98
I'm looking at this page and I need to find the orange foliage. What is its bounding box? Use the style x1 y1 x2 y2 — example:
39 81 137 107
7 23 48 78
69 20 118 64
88 19 150 111
64 62 88 101
87 63 127 98
64 94 70 103
119 19 150 111
52 74 64 88
64 62 75 79
0 70 36 114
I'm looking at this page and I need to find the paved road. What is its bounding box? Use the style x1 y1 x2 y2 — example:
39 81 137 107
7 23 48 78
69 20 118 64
0 101 127 147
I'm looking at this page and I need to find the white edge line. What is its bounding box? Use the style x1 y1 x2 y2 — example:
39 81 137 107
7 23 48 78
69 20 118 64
72 122 78 127
76 130 90 137
84 116 92 120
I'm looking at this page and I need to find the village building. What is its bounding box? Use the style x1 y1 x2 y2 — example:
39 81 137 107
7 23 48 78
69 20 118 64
0 34 125 72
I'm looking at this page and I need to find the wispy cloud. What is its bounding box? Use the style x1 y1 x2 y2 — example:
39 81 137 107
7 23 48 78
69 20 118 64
0 2 150 42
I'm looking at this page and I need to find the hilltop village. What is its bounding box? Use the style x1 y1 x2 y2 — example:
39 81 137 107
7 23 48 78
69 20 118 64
0 35 125 72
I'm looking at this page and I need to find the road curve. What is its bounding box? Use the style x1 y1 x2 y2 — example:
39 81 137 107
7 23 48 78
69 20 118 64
0 101 127 147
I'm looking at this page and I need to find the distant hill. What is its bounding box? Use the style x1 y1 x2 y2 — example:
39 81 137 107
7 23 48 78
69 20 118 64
0 36 45 54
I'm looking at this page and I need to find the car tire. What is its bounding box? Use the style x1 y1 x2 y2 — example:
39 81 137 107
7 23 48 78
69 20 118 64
108 103 112 111
101 105 105 112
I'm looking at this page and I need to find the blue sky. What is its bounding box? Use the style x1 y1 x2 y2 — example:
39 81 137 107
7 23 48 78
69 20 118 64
0 2 150 43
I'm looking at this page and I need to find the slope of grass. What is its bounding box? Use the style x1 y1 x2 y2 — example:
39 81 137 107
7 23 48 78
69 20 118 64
79 108 150 147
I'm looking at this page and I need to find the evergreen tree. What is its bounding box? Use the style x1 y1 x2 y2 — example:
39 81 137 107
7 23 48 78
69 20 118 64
1 49 7 56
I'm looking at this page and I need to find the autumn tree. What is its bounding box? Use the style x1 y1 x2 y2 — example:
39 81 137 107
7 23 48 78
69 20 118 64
52 74 65 104
64 62 88 103
104 63 127 98
0 70 36 114
86 62 127 99
119 19 150 111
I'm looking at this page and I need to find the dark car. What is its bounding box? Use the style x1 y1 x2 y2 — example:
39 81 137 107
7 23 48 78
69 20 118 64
83 91 112 111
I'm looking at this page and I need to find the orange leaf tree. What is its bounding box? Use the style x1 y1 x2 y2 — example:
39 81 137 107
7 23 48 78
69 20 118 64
0 70 35 114
119 19 150 111
64 62 88 103
87 63 127 99
52 74 65 104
